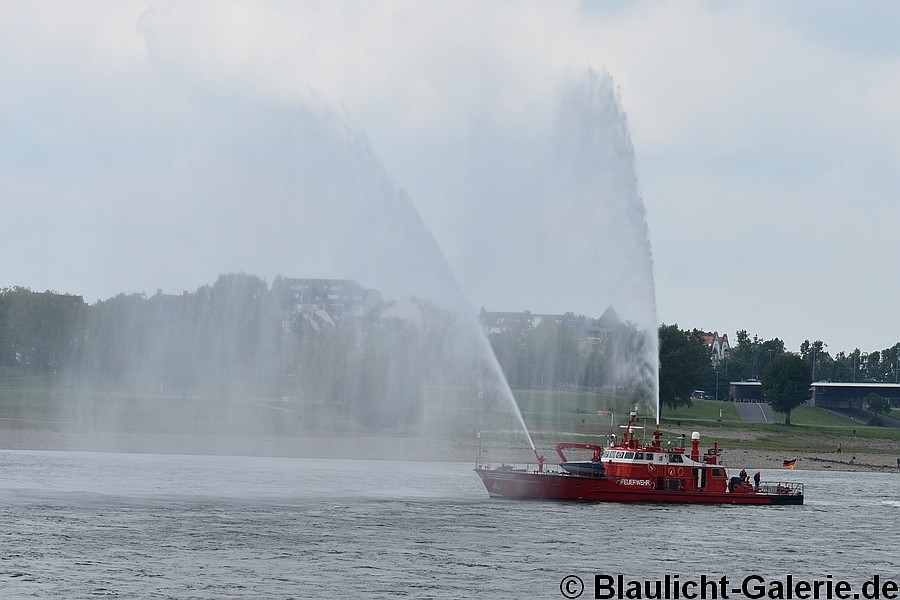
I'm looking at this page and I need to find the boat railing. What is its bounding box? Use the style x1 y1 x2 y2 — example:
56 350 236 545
476 461 548 474
757 481 804 496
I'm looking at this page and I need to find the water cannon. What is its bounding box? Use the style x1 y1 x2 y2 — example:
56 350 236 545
534 448 545 473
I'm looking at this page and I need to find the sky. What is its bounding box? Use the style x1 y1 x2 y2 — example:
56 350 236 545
2 1 900 356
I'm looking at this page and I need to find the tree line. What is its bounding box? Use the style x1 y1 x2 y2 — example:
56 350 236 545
0 275 495 429
484 317 652 394
658 324 900 424
0 275 273 386
3 278 898 427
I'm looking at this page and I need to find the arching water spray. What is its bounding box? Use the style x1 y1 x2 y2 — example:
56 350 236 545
477 336 537 454
58 93 540 454
54 69 654 456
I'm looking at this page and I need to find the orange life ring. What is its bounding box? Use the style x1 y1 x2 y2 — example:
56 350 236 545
677 467 684 477
667 467 676 477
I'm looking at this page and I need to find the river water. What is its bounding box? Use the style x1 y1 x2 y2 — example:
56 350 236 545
2 450 898 599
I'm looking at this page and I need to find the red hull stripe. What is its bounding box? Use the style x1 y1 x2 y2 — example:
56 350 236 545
475 470 803 506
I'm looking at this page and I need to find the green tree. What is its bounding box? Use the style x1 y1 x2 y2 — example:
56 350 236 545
827 351 854 382
886 344 900 384
865 351 882 381
0 287 86 372
198 272 272 385
79 292 149 382
728 330 785 382
486 318 533 387
529 320 581 388
658 324 707 411
761 353 811 425
487 316 586 389
799 340 829 381
864 393 892 425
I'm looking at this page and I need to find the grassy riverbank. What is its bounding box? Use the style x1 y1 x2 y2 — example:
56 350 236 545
662 398 900 455
2 373 899 469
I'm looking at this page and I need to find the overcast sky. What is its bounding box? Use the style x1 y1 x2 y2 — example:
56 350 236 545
3 1 899 356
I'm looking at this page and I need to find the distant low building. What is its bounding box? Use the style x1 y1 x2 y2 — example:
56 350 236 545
275 278 385 369
729 380 900 410
479 305 628 355
730 380 764 403
281 278 383 327
479 309 536 335
274 277 442 376
810 382 900 410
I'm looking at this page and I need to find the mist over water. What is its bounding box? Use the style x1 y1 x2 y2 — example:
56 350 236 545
40 68 657 454
55 92 533 453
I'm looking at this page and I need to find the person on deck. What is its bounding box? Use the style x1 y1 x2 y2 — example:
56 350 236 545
753 471 761 489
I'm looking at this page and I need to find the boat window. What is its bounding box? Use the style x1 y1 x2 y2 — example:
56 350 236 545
645 453 654 460
634 452 644 460
615 451 625 458
669 454 683 463
624 452 635 459
712 468 724 477
602 451 610 459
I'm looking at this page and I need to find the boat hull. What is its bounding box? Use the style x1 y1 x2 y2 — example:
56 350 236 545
475 468 803 505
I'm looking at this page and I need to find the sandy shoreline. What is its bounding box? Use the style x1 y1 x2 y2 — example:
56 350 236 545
715 447 900 473
2 426 899 473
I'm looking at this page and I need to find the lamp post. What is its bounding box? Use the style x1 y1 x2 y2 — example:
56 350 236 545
715 363 719 401
811 342 827 382
812 346 817 382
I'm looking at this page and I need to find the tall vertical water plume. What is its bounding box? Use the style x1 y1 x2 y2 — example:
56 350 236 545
461 69 659 424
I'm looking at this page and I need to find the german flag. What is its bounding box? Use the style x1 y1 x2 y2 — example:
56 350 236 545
782 459 797 470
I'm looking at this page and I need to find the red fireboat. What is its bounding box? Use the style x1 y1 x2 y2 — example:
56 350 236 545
475 412 803 505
